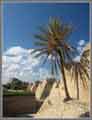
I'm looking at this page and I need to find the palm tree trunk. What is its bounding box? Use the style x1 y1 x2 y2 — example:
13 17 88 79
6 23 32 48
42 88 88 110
60 62 71 101
76 78 79 99
58 49 71 101
75 69 79 99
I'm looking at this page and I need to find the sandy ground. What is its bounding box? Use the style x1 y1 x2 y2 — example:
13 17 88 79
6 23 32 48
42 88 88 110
35 99 88 118
34 78 89 118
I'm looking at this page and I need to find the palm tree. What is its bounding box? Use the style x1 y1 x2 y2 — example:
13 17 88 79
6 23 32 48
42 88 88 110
70 62 89 99
31 18 75 101
68 49 89 99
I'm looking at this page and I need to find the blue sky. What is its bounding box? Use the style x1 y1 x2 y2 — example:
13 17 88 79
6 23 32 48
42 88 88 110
2 3 89 84
3 3 89 50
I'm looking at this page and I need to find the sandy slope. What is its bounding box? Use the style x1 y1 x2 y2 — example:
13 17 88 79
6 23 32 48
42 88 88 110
35 81 89 118
34 43 90 118
35 99 88 118
34 67 89 118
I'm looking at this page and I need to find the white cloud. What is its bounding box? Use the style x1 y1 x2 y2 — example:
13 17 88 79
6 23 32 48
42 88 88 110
2 46 47 84
78 40 85 46
77 46 82 53
74 40 87 62
73 55 80 62
7 64 20 72
48 54 56 61
77 40 86 54
5 46 28 56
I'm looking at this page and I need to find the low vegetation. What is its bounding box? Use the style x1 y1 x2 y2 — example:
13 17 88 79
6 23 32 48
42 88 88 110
3 89 35 96
3 77 34 96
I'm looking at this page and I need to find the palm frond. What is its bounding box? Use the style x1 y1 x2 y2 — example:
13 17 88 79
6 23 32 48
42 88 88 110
60 24 72 40
34 41 48 47
33 50 48 58
54 58 59 76
41 54 49 66
80 64 89 80
48 19 61 38
56 56 61 70
63 48 73 63
50 58 55 76
38 26 48 34
31 48 47 54
81 49 89 58
34 34 48 42
78 67 87 89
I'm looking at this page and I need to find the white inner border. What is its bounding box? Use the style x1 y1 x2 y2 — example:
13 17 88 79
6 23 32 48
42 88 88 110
1 0 92 119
